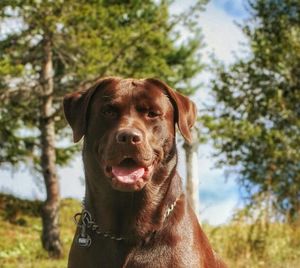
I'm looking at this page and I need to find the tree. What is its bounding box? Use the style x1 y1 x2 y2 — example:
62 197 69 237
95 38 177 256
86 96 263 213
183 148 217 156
0 0 206 257
183 128 200 217
206 0 300 222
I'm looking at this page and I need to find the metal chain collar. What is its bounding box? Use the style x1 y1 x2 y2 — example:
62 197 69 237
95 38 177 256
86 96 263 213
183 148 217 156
163 198 178 220
74 210 125 242
73 198 179 247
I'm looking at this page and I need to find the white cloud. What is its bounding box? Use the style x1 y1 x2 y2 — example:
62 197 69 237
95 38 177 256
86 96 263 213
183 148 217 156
199 194 238 225
59 157 85 199
196 143 239 225
0 160 85 201
199 1 248 65
186 1 248 225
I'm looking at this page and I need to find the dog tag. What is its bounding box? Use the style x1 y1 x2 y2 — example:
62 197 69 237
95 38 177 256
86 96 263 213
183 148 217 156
77 233 92 247
77 224 92 247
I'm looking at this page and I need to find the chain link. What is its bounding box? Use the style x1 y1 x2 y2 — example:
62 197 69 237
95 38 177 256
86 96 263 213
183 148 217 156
74 210 125 241
163 198 178 220
74 198 179 242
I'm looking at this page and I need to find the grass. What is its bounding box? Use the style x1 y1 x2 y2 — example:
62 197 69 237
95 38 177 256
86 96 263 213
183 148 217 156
0 193 299 268
0 194 80 268
203 222 300 268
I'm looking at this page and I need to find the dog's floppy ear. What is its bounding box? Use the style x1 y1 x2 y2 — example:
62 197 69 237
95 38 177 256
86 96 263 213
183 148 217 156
63 78 116 143
145 78 197 144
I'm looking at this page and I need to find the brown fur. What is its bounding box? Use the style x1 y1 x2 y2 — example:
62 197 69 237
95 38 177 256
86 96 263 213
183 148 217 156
63 77 226 268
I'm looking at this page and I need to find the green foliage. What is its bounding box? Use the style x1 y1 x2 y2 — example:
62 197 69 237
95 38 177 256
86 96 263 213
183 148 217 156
206 0 300 221
0 104 38 165
0 0 205 169
0 1 206 257
0 193 41 223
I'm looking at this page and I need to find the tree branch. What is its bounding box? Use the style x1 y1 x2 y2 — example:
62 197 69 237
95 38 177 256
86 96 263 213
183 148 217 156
75 1 202 91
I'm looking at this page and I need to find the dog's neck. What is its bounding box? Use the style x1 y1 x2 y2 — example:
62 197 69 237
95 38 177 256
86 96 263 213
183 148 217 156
82 142 182 242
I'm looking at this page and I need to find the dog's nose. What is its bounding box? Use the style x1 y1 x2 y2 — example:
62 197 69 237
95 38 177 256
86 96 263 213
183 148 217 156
116 129 142 145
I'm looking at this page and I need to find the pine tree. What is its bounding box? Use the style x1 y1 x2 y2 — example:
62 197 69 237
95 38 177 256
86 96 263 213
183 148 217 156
0 0 206 256
206 0 300 222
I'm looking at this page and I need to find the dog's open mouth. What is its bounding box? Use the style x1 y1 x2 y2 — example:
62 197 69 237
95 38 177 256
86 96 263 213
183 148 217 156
107 158 149 184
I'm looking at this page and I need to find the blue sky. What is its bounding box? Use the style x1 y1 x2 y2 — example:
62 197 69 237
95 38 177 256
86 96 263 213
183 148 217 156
0 0 249 225
184 0 249 224
213 0 249 18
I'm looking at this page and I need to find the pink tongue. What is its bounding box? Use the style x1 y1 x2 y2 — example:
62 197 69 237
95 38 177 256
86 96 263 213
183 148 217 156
112 166 145 183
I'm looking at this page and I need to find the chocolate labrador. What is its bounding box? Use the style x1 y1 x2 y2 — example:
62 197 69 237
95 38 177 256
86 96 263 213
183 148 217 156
63 77 226 268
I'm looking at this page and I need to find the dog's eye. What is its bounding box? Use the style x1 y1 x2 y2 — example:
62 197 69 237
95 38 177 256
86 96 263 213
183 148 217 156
147 111 160 118
101 106 117 118
137 107 160 118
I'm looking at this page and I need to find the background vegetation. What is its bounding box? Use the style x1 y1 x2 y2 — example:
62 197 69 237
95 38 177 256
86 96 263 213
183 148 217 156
0 0 299 267
0 194 299 268
0 0 205 257
204 0 300 223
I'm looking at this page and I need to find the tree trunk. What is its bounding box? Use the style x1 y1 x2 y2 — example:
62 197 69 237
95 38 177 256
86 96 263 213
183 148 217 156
39 36 62 258
183 128 200 218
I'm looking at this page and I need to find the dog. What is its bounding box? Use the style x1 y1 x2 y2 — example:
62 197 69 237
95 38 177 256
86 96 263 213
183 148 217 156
63 77 226 267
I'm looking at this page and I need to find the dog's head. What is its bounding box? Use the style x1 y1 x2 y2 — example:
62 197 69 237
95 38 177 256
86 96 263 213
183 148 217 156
64 77 197 192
